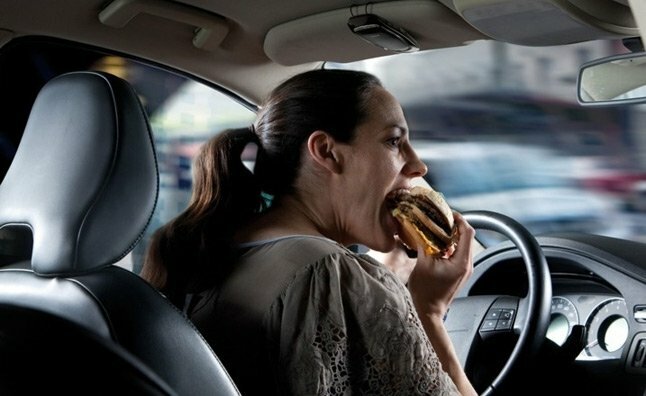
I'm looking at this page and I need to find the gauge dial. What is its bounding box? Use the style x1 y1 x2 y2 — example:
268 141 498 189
547 297 579 346
584 298 629 360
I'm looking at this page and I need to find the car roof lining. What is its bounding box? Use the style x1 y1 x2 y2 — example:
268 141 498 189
0 0 640 103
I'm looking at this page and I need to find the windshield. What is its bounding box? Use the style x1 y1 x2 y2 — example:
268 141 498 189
328 39 646 245
425 155 569 197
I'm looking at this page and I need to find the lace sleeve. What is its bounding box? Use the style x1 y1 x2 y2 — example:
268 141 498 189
266 251 461 396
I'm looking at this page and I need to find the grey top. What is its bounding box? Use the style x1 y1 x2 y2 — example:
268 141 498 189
190 235 459 395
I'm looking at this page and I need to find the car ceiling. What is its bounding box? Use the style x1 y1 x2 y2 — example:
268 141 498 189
0 0 640 104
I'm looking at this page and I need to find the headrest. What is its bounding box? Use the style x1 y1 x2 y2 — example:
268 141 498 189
0 72 158 275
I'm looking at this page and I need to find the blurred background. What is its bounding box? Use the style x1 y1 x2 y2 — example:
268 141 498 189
97 39 646 270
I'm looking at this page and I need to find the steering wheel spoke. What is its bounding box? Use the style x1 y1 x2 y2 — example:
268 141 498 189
452 211 552 396
445 295 499 366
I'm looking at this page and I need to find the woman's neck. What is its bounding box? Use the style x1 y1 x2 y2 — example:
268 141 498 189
234 195 333 243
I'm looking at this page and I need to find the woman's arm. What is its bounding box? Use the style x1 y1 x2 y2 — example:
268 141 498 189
407 212 478 396
416 310 477 396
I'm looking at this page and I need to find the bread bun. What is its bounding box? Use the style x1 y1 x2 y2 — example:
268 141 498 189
387 186 457 257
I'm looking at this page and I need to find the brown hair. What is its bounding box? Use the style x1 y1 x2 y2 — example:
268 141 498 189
141 69 382 307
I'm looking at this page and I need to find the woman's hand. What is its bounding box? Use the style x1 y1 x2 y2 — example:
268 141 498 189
406 212 476 319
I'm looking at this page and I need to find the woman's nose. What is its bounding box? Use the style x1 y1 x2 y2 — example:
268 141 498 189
404 148 427 178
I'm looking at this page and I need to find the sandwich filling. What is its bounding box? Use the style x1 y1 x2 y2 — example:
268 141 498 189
405 194 452 238
392 202 451 246
387 187 455 254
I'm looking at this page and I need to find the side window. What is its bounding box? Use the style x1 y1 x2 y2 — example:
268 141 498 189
107 59 256 273
0 38 256 273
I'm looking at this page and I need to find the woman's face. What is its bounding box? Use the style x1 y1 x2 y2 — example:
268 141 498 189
334 86 427 252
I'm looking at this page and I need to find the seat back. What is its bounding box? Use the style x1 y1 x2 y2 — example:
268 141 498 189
0 71 239 395
0 304 176 395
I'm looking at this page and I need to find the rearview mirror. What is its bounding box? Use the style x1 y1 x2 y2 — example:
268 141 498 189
577 52 646 106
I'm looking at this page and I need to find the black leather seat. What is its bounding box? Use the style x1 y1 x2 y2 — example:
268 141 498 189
0 71 240 395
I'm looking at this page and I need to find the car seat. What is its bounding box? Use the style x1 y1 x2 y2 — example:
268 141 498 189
0 71 240 395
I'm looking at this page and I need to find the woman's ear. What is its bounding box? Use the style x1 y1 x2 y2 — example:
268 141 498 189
306 131 342 174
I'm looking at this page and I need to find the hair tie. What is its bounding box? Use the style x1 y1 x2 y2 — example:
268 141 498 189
260 191 274 208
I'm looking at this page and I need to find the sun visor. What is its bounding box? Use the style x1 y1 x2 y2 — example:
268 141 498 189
264 0 487 66
437 0 638 46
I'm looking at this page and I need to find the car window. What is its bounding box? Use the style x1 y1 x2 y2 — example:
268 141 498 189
328 39 646 246
0 38 256 272
130 67 256 273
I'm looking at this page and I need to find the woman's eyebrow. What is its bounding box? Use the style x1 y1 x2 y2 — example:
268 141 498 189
391 124 408 136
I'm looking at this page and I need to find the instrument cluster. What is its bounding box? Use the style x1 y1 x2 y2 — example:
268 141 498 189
548 295 629 360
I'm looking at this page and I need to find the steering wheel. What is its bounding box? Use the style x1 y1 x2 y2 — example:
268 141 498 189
445 210 552 396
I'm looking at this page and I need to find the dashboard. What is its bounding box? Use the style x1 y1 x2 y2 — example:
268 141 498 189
464 233 646 379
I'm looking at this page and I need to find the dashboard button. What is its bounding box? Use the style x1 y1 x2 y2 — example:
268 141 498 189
633 339 646 367
634 305 646 323
480 319 497 331
496 319 512 330
500 309 514 320
485 309 502 320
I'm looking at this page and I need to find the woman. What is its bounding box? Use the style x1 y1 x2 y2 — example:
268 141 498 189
142 69 477 395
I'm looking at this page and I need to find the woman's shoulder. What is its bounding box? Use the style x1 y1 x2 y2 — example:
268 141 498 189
254 237 402 297
240 234 350 262
232 235 353 288
237 235 401 301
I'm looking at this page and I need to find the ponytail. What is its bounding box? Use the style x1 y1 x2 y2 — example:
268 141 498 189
141 127 265 307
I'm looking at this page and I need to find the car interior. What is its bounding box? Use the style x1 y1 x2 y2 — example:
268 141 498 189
0 1 645 395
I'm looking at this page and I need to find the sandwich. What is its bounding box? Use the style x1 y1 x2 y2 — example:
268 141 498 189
387 186 457 257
